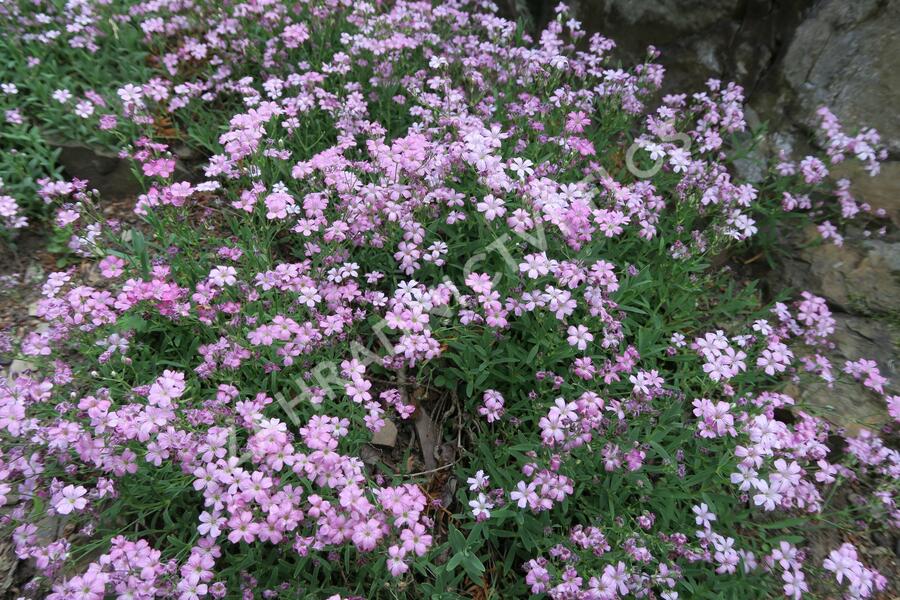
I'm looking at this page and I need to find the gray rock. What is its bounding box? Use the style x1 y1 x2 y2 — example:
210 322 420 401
46 136 199 200
787 313 896 433
780 0 900 153
580 0 742 37
832 160 900 226
776 226 900 316
6 359 36 377
731 107 770 183
371 418 398 448
775 228 899 432
55 142 142 200
24 263 44 284
564 0 898 169
569 0 811 94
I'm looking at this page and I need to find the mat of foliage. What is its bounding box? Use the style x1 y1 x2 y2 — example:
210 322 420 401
0 1 897 599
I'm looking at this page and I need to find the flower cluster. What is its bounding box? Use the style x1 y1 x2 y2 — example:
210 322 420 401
0 0 896 598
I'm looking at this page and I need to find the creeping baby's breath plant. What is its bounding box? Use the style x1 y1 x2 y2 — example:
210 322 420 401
0 1 896 599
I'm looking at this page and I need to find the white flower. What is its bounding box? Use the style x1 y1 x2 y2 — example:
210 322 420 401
508 157 534 179
468 493 493 519
752 479 783 511
692 503 717 528
466 470 489 491
209 266 237 287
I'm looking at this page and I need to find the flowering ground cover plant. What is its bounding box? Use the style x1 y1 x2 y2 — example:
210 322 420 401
0 0 151 232
0 1 898 598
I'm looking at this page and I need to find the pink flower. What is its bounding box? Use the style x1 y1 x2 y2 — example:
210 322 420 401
227 511 258 544
99 256 125 278
142 158 176 178
466 470 490 491
282 23 310 48
566 324 593 351
351 518 383 551
476 194 506 221
692 503 716 528
75 100 94 118
265 191 294 220
55 485 88 515
399 524 431 557
783 569 808 600
148 370 186 408
823 543 861 584
387 545 409 576
478 390 505 423
510 481 538 508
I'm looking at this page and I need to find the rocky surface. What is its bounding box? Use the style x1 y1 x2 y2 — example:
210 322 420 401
777 227 900 316
774 225 900 430
832 161 900 226
536 0 812 94
758 0 899 430
785 314 898 435
47 138 200 200
778 0 900 153
53 141 143 200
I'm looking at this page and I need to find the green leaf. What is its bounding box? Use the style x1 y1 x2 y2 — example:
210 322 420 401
461 554 485 583
448 526 466 552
